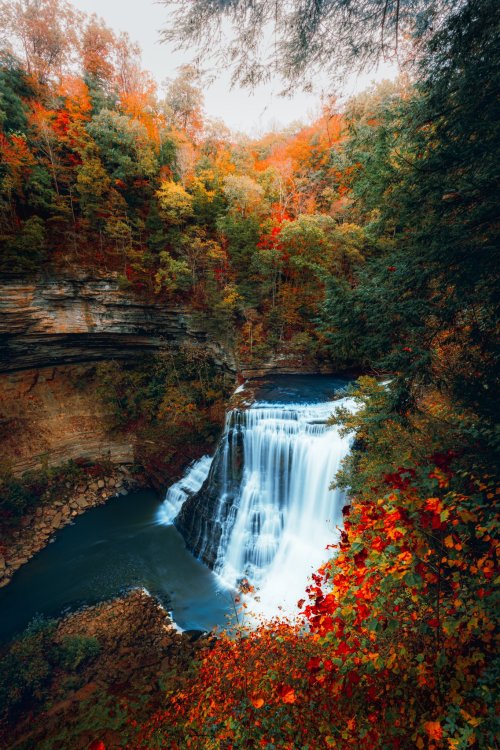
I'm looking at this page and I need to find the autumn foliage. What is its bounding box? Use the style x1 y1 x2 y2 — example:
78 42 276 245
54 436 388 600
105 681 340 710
0 0 361 368
1 1 498 749
133 440 497 749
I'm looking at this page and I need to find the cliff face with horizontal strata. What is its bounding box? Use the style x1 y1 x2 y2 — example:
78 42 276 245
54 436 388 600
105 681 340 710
0 277 235 373
0 276 236 475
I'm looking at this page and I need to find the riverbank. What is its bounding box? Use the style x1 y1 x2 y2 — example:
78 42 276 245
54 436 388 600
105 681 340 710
1 588 202 750
0 466 145 589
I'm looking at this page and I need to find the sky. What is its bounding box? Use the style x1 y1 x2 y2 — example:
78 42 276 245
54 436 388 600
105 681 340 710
72 0 398 135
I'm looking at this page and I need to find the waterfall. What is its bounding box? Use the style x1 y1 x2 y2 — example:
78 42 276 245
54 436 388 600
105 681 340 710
157 455 212 525
214 399 354 613
161 388 355 616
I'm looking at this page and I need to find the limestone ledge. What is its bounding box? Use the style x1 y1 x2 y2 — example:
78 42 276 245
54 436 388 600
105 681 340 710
0 466 142 588
0 276 236 373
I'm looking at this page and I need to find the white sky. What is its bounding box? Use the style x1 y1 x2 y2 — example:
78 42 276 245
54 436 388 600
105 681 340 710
72 0 398 135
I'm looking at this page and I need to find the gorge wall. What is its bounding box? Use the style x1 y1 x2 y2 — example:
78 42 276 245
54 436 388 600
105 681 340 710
0 276 236 475
0 277 234 373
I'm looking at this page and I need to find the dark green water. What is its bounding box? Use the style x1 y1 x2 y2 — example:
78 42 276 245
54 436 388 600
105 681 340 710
0 489 233 643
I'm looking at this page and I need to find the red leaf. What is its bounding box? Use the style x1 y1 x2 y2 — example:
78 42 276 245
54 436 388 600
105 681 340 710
277 684 296 704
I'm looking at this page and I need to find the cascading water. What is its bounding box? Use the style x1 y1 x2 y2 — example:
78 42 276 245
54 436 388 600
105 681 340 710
160 382 355 617
157 455 212 525
214 399 354 613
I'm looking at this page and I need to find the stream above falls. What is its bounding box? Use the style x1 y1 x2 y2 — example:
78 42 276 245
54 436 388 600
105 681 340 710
0 375 353 643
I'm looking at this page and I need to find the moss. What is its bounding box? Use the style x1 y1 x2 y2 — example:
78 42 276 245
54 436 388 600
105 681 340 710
0 616 100 725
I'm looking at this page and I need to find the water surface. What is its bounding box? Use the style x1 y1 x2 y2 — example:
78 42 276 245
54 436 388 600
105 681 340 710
252 374 351 404
0 489 233 643
1 375 354 643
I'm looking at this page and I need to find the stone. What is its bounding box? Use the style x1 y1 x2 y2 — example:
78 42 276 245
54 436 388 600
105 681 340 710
97 479 105 489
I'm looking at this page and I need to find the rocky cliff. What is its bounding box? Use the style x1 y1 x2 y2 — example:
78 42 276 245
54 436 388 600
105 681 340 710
0 276 235 475
0 365 134 475
0 277 235 373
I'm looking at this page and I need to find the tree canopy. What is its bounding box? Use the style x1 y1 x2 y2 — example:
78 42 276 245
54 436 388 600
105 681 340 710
1 1 498 748
160 0 462 87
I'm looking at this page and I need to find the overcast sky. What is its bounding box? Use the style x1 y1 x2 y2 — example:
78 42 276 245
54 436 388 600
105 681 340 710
72 0 398 135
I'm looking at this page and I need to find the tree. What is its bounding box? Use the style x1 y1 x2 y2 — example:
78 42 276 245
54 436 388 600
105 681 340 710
162 64 204 140
0 215 46 272
321 0 499 430
156 180 194 224
87 109 158 184
0 0 81 83
81 14 116 86
160 0 460 87
217 211 261 304
154 250 191 294
0 54 33 134
76 154 111 225
223 174 264 217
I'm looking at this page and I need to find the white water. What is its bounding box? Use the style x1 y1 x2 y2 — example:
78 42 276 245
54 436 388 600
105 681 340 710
156 455 212 525
158 393 354 618
212 399 354 615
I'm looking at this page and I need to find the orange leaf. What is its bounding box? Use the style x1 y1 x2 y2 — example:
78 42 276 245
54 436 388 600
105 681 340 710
424 721 443 740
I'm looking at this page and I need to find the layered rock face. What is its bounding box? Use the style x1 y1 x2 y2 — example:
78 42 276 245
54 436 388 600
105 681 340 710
175 422 244 567
0 276 235 475
0 365 134 475
0 277 234 373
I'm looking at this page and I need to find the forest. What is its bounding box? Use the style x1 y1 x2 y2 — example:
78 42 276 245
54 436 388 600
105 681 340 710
0 0 498 748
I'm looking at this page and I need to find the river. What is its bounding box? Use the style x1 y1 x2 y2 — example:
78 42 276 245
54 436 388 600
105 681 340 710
0 375 353 643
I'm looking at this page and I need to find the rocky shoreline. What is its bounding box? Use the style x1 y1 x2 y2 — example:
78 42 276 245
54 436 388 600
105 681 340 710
1 589 202 750
0 466 144 589
55 588 180 672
